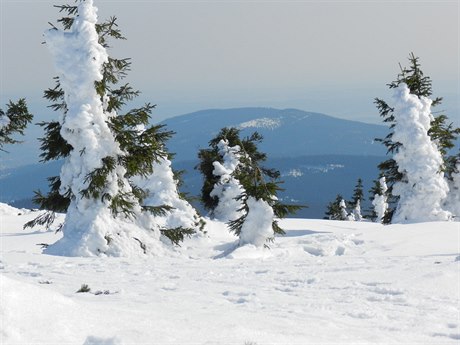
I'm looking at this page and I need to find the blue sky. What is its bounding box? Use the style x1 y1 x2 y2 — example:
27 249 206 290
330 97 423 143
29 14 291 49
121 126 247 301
0 0 459 167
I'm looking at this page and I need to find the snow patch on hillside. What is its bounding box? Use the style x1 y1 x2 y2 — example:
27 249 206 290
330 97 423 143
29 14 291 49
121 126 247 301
281 165 345 178
303 164 345 174
236 117 282 130
283 169 304 178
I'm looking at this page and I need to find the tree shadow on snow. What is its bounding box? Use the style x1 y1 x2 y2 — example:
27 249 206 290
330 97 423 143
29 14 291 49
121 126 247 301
213 241 239 259
279 229 331 237
1 229 54 237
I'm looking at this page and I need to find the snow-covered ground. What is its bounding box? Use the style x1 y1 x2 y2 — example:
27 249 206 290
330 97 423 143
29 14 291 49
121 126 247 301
1 203 459 344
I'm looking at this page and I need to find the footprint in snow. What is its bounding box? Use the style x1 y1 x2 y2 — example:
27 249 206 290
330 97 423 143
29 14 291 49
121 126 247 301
347 311 374 319
303 246 324 256
432 332 460 340
254 269 269 275
351 238 364 245
372 287 404 296
17 271 42 278
303 245 345 256
366 287 408 305
222 291 254 304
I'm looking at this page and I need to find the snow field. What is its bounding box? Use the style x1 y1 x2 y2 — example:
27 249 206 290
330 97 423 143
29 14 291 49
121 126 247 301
1 206 459 344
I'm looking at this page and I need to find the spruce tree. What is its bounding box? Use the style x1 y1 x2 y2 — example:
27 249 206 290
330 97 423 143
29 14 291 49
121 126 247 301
325 194 347 220
390 84 450 222
197 127 275 214
0 99 33 151
444 151 460 218
133 154 205 245
349 178 364 221
27 0 197 255
198 127 303 246
350 178 364 208
374 53 459 223
208 139 245 222
368 176 388 222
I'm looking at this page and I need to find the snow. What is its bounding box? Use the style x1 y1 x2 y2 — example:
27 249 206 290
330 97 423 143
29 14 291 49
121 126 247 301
0 114 10 129
352 199 363 221
239 197 275 247
284 168 303 177
446 163 460 219
237 117 282 130
339 199 348 220
210 139 245 222
372 176 388 223
391 84 451 223
1 203 459 344
134 156 202 233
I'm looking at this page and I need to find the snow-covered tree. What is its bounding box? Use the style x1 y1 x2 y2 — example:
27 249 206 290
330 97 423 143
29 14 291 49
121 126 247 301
134 156 205 245
32 0 198 256
197 128 273 214
325 194 348 220
209 139 245 222
41 0 148 256
199 127 303 247
371 176 388 223
390 84 451 223
352 199 363 221
237 197 275 247
339 199 351 220
374 53 459 223
0 99 33 151
443 153 460 219
350 178 364 221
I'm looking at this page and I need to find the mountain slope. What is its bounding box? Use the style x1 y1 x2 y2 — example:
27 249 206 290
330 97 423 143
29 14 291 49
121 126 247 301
162 107 387 161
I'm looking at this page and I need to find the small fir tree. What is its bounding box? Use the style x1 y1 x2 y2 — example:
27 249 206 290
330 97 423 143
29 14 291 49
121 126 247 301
374 53 459 223
352 200 363 222
0 99 33 151
371 176 388 223
325 194 348 221
133 155 205 246
350 178 364 221
339 199 352 221
199 127 303 247
197 127 273 214
444 154 460 219
209 139 245 222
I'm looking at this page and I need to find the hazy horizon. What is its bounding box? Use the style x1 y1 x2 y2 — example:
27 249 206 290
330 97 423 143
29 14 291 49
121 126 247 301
0 0 458 167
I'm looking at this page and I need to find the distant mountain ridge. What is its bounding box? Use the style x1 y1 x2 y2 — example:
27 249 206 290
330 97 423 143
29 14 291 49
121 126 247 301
0 107 388 218
161 107 387 161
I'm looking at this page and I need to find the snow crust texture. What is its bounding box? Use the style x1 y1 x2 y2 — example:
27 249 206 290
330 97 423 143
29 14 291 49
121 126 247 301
391 84 451 223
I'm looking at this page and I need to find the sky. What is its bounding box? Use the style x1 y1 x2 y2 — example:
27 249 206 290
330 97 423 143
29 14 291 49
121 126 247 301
0 0 459 167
